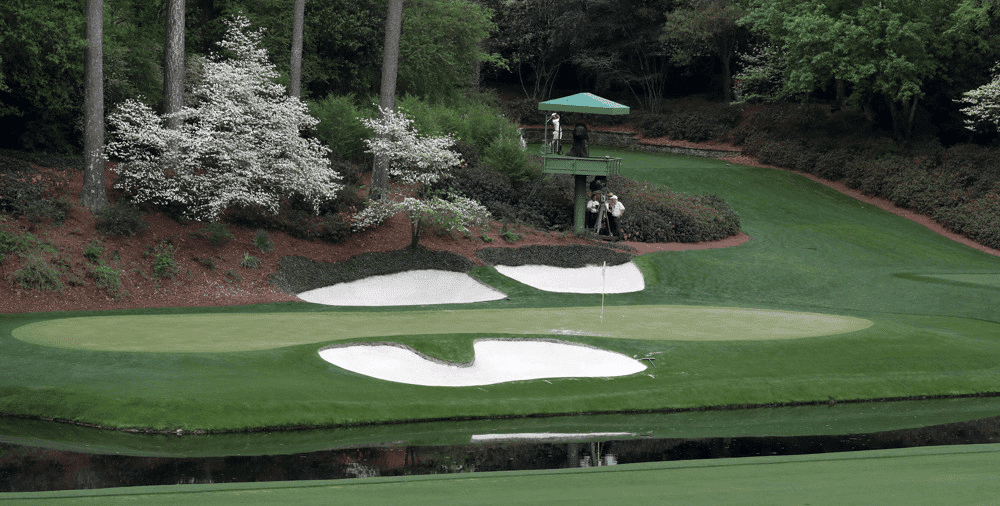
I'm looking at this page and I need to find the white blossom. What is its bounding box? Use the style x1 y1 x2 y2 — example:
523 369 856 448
958 65 1000 132
361 107 463 186
106 14 341 221
354 109 489 247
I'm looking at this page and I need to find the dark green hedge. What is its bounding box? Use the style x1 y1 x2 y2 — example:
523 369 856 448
269 247 475 294
477 244 633 268
609 175 741 243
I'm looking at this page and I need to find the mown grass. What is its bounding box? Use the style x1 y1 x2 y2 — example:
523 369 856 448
4 445 999 506
1 149 999 431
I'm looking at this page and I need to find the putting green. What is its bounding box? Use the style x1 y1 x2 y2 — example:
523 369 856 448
12 306 873 353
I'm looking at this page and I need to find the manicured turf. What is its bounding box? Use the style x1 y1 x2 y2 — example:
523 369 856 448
4 444 999 505
1 148 999 431
12 305 873 352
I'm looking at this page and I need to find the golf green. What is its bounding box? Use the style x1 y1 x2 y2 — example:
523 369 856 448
12 305 873 353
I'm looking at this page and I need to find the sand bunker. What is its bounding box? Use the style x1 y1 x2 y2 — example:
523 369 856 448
318 339 648 387
494 263 644 293
297 270 507 306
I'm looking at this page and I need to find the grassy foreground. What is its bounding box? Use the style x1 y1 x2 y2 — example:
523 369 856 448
1 149 1000 431
4 444 999 505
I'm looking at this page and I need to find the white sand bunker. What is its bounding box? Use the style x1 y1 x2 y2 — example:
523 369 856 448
318 339 648 387
494 262 644 293
297 270 507 306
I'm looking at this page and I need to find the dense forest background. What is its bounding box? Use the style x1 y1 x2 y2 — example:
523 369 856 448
1 0 999 154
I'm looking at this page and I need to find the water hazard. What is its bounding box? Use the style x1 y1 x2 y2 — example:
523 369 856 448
2 398 999 492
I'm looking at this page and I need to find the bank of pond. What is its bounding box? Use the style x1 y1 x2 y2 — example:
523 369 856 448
2 397 998 492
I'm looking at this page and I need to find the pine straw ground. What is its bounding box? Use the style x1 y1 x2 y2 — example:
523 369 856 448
2 131 995 315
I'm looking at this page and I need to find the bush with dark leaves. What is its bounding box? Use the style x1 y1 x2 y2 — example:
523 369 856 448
95 202 149 236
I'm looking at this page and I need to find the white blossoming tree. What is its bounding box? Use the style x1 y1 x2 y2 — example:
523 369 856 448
105 14 342 222
353 107 491 248
959 65 1000 133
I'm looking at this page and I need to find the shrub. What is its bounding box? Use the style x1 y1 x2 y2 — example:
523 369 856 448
938 183 1000 250
239 252 261 268
191 222 234 246
83 238 103 263
481 133 537 184
477 244 633 268
308 94 374 163
252 229 274 253
9 255 63 292
0 159 72 224
0 230 31 263
105 15 343 221
89 264 125 298
151 240 179 279
95 203 149 237
609 175 741 243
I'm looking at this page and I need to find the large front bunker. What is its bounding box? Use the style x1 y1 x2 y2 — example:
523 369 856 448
13 306 874 353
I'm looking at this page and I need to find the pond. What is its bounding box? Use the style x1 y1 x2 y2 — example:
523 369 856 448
2 397 999 493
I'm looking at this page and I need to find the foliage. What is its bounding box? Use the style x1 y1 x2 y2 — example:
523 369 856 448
308 94 375 162
0 229 33 264
89 264 126 299
352 193 491 248
9 254 63 292
151 240 179 279
568 0 674 112
0 0 85 151
0 155 72 224
95 202 149 237
269 248 474 294
252 229 275 253
240 252 262 269
958 64 1000 133
477 244 633 268
361 106 463 187
662 0 748 102
83 238 103 263
610 175 741 243
397 0 505 101
739 0 995 139
191 222 235 246
637 102 742 141
106 14 343 222
481 133 537 184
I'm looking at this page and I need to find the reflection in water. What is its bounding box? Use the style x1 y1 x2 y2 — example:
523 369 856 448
1 415 998 492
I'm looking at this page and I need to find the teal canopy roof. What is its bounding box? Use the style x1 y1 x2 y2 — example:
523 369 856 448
538 93 630 115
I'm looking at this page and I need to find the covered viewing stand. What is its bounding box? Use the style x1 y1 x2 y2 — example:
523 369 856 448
539 93 629 235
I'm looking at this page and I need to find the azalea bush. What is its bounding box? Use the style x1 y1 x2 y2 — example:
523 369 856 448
610 175 741 243
106 14 342 222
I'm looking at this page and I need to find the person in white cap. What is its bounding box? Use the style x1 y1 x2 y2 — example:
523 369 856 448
608 194 624 239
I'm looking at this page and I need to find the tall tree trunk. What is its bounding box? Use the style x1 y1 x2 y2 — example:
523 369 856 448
81 0 108 211
289 0 305 98
372 0 403 200
720 52 733 103
163 0 185 128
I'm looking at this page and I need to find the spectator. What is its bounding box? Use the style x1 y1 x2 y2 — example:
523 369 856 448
607 194 624 239
586 192 601 230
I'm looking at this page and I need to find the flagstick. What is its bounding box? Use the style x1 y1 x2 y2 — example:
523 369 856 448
601 261 606 322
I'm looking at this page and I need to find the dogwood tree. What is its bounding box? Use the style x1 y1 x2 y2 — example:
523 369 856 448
353 107 490 248
106 14 341 222
959 65 1000 132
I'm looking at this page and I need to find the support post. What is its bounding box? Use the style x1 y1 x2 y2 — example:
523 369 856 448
574 174 587 235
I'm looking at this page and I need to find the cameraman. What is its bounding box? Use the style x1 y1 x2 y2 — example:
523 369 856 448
607 194 624 239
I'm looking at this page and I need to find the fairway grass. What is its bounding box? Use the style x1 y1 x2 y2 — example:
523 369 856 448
3 148 1000 431
4 444 999 506
12 305 874 353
